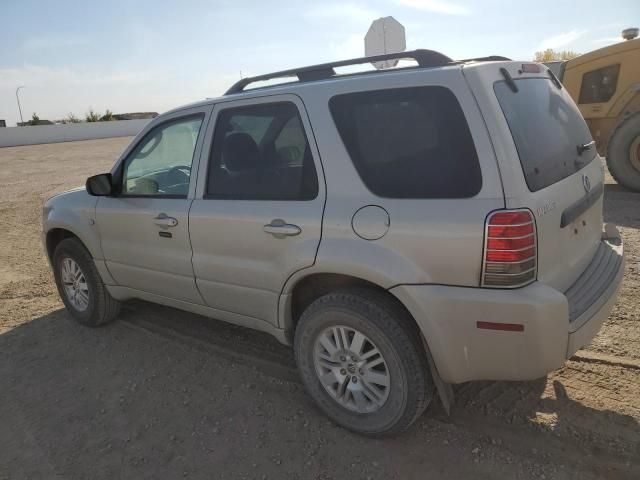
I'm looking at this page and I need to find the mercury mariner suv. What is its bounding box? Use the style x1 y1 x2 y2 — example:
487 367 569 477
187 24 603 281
43 50 624 435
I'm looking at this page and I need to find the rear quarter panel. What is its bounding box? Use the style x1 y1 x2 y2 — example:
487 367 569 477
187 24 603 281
283 67 504 290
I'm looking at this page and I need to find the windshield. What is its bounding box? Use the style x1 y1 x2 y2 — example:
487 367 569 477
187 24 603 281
494 78 595 192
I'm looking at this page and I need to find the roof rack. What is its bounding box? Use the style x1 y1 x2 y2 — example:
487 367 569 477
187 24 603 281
458 55 511 62
225 49 453 95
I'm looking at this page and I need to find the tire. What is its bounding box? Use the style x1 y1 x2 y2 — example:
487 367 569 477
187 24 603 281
606 112 640 192
52 237 121 327
294 287 434 436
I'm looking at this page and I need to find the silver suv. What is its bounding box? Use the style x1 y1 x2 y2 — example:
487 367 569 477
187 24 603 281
43 50 624 435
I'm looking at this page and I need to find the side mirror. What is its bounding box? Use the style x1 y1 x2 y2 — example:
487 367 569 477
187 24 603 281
86 173 114 196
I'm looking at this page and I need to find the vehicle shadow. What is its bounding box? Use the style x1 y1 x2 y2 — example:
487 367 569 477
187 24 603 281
1 306 638 479
445 375 639 469
603 183 640 229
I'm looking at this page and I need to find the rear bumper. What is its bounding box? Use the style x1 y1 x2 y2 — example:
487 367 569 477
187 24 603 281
391 225 624 384
566 224 624 356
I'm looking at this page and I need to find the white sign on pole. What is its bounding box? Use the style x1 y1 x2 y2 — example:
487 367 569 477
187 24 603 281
365 16 406 70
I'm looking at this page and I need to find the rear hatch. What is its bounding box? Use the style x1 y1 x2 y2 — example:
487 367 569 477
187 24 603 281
465 62 604 291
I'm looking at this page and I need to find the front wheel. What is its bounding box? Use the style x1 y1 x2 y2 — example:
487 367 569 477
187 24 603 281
52 238 121 327
294 288 434 436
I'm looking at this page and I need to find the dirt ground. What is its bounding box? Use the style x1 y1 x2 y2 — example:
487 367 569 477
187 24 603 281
0 137 638 480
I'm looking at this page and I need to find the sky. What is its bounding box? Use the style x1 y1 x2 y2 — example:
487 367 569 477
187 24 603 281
1 0 637 126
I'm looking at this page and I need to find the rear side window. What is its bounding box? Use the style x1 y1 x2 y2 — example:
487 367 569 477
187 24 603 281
329 86 482 198
494 78 594 192
206 102 318 200
578 64 620 104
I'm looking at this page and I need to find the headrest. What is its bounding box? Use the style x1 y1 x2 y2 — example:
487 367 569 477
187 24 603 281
223 132 260 172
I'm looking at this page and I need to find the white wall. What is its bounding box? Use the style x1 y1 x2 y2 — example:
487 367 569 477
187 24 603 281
0 119 150 147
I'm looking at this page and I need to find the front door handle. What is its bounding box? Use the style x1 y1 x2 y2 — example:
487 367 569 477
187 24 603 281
154 213 178 228
263 219 301 237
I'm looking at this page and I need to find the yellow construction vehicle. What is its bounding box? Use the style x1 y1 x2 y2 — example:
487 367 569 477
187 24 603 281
546 28 640 191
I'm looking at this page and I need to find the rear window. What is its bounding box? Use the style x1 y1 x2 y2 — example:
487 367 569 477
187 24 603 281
329 86 482 198
494 78 594 192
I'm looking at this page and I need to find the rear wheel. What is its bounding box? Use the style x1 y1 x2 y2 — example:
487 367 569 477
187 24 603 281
294 288 434 436
52 238 121 327
606 113 640 192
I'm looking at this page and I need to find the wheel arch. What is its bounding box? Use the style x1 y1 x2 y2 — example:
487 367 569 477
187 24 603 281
45 227 117 286
46 228 83 262
283 273 388 337
281 272 428 352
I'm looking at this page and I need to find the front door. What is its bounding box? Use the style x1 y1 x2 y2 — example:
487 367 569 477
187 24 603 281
96 109 209 303
189 96 325 325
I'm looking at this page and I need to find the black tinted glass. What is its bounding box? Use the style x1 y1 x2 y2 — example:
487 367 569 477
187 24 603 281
494 78 594 192
329 86 482 198
578 64 620 104
206 102 318 200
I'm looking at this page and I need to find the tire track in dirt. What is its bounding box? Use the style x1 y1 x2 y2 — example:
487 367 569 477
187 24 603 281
121 300 640 472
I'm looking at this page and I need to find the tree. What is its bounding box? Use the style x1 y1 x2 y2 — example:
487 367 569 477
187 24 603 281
29 113 40 126
534 49 580 62
64 113 81 124
86 109 100 122
100 109 115 121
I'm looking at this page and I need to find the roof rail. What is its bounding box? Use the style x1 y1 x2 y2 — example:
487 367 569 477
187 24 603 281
457 55 511 62
225 49 453 95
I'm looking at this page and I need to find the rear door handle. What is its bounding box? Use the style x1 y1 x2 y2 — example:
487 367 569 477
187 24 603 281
154 213 178 228
263 220 301 237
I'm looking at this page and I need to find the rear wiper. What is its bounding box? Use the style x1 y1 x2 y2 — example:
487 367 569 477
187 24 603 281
548 69 562 89
576 140 595 156
499 68 518 93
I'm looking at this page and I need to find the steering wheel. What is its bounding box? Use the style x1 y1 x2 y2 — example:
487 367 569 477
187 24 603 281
168 165 191 175
161 165 192 195
165 165 191 183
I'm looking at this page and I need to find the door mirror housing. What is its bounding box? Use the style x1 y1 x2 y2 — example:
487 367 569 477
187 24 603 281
86 173 114 196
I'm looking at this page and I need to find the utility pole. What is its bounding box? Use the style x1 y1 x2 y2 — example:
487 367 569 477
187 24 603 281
16 86 25 125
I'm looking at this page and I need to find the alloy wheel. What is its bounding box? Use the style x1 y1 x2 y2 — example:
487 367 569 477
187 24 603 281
313 325 391 413
60 257 90 311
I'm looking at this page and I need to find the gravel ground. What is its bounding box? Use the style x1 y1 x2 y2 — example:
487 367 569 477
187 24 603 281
0 137 638 480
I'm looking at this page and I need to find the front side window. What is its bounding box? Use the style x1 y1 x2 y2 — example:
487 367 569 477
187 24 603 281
578 64 620 104
206 102 318 200
329 86 482 198
122 115 203 196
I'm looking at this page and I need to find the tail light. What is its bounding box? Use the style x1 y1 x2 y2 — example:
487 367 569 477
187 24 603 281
482 209 536 288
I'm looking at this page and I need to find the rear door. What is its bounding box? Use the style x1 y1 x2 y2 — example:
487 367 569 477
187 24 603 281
465 63 603 291
189 94 325 326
